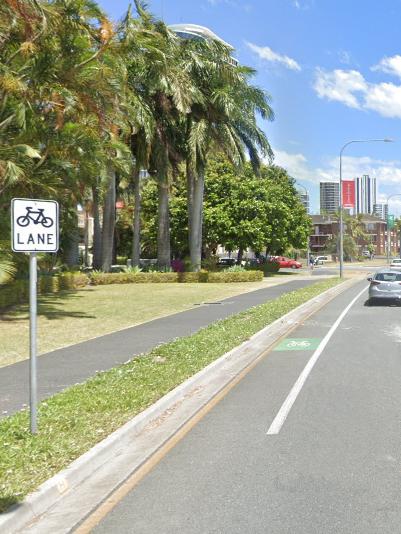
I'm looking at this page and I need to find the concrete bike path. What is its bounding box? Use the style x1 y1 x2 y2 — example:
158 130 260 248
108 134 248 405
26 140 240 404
0 278 317 418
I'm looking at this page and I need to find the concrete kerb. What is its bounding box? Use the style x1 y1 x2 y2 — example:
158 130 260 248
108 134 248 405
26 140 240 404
1 276 361 533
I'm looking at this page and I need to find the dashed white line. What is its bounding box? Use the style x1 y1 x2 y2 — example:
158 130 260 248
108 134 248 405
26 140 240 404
266 285 367 435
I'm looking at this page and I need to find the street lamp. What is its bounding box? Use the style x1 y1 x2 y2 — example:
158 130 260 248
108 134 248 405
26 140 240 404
339 138 394 278
296 183 310 269
386 193 401 263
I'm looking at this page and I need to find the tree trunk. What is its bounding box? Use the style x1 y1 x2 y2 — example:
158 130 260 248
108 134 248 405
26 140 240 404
92 184 102 269
131 165 141 267
101 167 116 272
157 172 171 269
237 247 244 265
186 159 194 251
189 166 204 272
63 210 80 268
83 204 89 267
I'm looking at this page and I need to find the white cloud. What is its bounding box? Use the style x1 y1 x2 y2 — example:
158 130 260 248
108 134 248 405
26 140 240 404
246 41 301 71
273 149 316 181
329 155 401 186
372 55 401 78
273 149 401 187
377 194 401 214
313 65 401 119
272 148 401 215
363 82 401 118
313 68 367 108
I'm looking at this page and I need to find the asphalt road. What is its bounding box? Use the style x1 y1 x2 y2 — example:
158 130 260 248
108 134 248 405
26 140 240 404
0 278 315 418
92 280 401 534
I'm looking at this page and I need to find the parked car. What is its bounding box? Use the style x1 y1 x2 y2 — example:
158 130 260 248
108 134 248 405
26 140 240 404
390 258 401 270
368 269 401 304
362 250 370 257
217 257 236 267
313 255 329 265
273 256 302 269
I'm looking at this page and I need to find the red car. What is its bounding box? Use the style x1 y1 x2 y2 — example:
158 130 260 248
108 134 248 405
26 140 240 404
273 256 302 269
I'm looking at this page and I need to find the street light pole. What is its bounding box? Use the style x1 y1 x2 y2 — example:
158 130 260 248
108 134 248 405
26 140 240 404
296 183 310 269
339 138 394 278
386 193 401 263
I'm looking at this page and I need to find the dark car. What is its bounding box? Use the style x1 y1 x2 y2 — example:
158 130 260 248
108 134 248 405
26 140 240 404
217 257 236 267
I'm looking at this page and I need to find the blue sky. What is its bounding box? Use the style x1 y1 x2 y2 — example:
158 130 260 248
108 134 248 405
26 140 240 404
97 0 401 214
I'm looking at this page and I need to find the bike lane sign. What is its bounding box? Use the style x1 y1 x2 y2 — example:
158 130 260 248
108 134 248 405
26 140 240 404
11 198 59 252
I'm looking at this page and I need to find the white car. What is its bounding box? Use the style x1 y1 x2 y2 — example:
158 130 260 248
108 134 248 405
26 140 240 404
313 255 329 265
390 258 401 270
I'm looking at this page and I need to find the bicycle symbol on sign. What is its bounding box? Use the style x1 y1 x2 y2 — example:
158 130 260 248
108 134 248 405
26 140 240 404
16 206 54 228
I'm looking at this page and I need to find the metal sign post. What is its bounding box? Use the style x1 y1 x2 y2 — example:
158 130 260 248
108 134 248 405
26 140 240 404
11 198 59 434
29 252 38 433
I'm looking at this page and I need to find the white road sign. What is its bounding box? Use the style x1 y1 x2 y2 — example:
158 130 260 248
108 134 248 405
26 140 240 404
11 198 59 252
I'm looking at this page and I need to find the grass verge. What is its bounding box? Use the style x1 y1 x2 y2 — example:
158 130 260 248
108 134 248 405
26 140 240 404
0 281 271 368
0 277 341 512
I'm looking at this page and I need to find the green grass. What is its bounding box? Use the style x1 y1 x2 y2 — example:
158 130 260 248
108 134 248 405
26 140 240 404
0 277 341 512
0 281 270 368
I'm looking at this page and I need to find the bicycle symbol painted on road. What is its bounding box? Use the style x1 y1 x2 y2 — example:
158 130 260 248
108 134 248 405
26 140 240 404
286 340 311 348
16 207 54 228
274 338 321 351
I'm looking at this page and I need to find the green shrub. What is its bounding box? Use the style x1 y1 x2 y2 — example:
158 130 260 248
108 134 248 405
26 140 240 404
90 272 179 285
208 271 263 283
246 261 280 275
0 272 89 310
58 272 89 290
201 257 219 272
123 266 143 274
89 270 262 285
178 272 201 283
225 265 246 272
0 280 28 309
38 275 59 294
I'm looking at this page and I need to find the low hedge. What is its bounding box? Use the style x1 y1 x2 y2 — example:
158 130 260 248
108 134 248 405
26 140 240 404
246 262 280 275
0 272 89 310
208 271 263 282
90 270 263 285
90 271 179 285
0 280 28 309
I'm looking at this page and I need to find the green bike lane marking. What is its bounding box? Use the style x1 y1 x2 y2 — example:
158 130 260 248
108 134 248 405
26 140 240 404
274 338 322 351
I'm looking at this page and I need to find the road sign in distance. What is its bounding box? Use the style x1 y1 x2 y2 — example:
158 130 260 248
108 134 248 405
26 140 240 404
12 198 59 252
387 214 395 229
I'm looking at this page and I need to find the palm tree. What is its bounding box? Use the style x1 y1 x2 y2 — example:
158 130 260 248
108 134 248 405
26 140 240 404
122 1 200 269
0 0 132 272
181 38 274 270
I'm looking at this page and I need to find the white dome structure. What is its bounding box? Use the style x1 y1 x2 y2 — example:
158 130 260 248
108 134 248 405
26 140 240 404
169 23 238 65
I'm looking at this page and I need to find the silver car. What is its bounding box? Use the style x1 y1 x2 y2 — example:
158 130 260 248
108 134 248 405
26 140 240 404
390 258 401 270
368 270 401 303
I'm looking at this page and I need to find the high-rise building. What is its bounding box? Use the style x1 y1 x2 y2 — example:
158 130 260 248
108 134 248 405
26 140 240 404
373 203 388 220
355 174 376 214
297 190 310 213
320 182 339 214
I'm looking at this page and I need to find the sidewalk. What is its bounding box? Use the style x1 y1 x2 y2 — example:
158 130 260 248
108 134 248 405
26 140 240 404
0 278 318 418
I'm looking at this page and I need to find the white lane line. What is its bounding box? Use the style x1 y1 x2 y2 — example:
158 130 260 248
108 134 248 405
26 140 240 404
266 285 367 435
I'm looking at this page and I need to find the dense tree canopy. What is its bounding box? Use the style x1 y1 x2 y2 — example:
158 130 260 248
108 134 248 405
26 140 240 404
0 0 310 280
124 155 310 260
